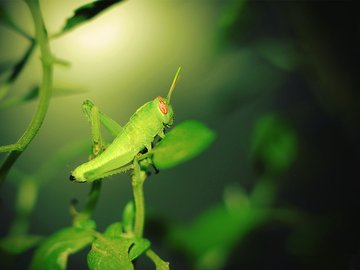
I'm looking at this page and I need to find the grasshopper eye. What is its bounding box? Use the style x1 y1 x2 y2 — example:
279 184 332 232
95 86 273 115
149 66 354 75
157 96 168 115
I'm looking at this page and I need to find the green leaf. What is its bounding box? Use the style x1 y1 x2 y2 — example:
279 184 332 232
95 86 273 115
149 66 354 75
152 120 216 169
255 38 298 72
87 235 135 270
88 221 150 270
0 41 35 102
103 222 123 239
0 4 13 26
251 114 298 173
0 234 43 254
128 238 151 261
59 0 125 35
168 203 268 270
29 227 94 270
0 4 31 39
7 41 35 84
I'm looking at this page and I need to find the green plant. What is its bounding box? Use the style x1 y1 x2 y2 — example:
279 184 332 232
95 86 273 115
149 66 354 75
0 1 215 269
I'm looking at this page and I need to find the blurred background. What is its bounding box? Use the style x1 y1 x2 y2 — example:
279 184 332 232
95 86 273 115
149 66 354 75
1 0 359 269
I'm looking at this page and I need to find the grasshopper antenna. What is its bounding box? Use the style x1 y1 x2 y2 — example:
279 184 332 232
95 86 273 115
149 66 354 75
167 66 181 104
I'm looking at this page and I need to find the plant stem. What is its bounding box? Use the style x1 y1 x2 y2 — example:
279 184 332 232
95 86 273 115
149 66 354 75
132 174 145 237
0 0 53 187
131 159 170 268
146 249 170 270
84 180 102 218
19 0 53 146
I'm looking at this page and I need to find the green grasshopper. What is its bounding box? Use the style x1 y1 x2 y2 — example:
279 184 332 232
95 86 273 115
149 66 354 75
70 67 181 183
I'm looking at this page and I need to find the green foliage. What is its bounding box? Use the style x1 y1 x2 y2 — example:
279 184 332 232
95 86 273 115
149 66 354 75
251 114 298 173
0 61 13 75
87 222 150 270
0 234 43 254
168 187 268 270
255 39 298 72
29 227 94 270
60 0 125 35
87 236 134 270
168 182 300 270
103 222 123 239
128 238 151 261
152 120 216 169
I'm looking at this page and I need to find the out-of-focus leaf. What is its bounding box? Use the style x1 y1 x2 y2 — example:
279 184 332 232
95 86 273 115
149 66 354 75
58 0 125 36
29 227 94 270
7 41 35 83
255 38 298 72
218 0 247 30
0 234 43 254
251 114 298 173
0 4 12 26
152 120 216 169
168 183 300 270
0 41 35 101
216 0 247 50
0 61 14 76
0 85 38 109
0 4 31 39
249 176 276 207
168 203 269 270
103 222 123 239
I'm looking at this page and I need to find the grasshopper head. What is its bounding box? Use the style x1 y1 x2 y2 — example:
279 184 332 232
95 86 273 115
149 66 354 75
154 96 174 127
69 166 87 183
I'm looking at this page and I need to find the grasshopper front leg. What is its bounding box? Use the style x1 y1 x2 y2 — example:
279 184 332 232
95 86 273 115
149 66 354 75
82 100 123 139
70 100 124 181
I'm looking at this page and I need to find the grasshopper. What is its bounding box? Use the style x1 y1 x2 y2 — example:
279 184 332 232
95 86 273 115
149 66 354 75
70 67 181 182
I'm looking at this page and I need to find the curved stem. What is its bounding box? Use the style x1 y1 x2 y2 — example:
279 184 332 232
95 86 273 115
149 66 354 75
83 180 102 218
132 159 146 237
132 179 145 237
146 249 170 270
0 0 53 187
18 0 53 147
